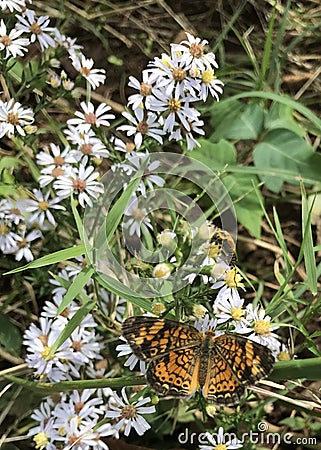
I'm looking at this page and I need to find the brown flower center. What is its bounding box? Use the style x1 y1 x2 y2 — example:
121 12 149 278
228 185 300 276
72 340 83 351
84 112 97 125
172 67 186 81
190 42 204 58
0 35 12 46
7 112 19 125
81 143 93 155
140 82 152 96
51 167 65 178
80 67 91 77
121 405 137 420
54 155 65 166
30 22 42 35
136 121 149 134
72 178 87 192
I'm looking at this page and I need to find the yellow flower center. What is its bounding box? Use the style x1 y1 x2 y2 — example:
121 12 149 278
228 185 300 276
168 98 181 112
215 445 227 450
278 351 290 361
153 263 172 279
193 304 207 319
125 142 135 153
38 201 49 211
161 57 172 69
202 69 215 84
0 224 8 235
34 432 49 450
0 35 12 46
253 319 271 335
152 302 166 315
230 306 244 321
40 345 55 360
58 427 67 437
225 268 244 288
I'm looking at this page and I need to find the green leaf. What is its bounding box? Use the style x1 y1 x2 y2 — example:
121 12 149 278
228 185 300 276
0 313 22 357
279 417 305 430
0 157 21 174
253 129 321 193
56 265 95 316
223 173 263 238
47 297 96 358
265 103 305 136
301 184 317 295
5 245 85 274
210 102 265 141
94 272 154 312
190 138 236 167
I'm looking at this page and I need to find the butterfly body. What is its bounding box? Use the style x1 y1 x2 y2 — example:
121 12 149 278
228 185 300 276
122 316 274 405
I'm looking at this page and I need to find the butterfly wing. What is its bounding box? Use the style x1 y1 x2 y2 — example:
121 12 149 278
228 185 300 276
202 333 274 405
147 347 201 397
122 316 202 360
122 316 203 398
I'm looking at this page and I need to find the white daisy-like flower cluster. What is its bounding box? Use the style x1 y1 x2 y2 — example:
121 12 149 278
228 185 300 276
117 32 224 152
36 107 113 207
0 194 65 262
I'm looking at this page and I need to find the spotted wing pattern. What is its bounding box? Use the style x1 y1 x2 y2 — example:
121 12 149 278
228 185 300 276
122 316 274 405
201 333 274 405
122 316 203 398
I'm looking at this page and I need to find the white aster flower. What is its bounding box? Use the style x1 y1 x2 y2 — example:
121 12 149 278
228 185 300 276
171 32 219 71
169 116 205 150
0 98 34 138
0 19 29 59
106 387 155 436
127 70 157 110
16 9 55 51
70 52 106 89
53 161 104 207
53 29 83 53
198 67 224 102
116 336 146 373
67 101 115 132
0 218 20 254
123 194 153 238
23 317 76 381
0 0 26 12
149 87 200 133
25 189 65 227
54 389 104 425
36 143 75 168
56 415 117 449
112 136 136 156
199 427 243 450
118 108 165 149
69 328 103 366
14 229 42 261
213 289 249 331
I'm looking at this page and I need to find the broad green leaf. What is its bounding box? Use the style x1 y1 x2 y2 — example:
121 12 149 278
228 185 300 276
0 157 21 174
223 173 263 238
210 102 265 141
56 266 95 316
253 129 321 193
190 138 236 167
265 103 305 136
5 245 85 274
0 313 22 357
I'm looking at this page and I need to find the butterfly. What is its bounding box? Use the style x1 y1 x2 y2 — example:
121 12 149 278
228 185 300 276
122 316 274 405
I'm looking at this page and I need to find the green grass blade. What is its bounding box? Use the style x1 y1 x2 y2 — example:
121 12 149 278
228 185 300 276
5 245 85 275
301 183 317 295
56 266 95 316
